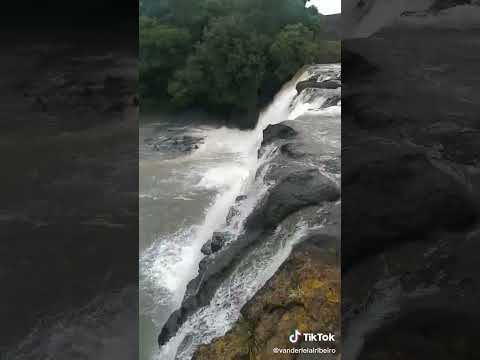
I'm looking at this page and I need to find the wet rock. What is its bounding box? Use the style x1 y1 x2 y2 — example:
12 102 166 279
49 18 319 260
246 168 340 231
235 195 247 202
226 196 247 226
193 233 340 360
261 124 297 148
151 135 204 154
201 232 229 255
225 207 240 226
296 77 340 93
322 95 341 108
279 143 306 159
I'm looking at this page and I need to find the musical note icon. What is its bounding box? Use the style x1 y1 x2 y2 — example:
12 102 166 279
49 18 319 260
289 329 302 343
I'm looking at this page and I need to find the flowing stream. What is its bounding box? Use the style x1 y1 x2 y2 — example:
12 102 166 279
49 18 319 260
140 64 340 360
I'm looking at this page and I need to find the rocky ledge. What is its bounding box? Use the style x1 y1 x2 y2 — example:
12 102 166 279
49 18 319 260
193 233 340 360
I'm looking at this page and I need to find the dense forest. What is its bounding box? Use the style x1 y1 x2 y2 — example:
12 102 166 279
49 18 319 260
139 0 340 127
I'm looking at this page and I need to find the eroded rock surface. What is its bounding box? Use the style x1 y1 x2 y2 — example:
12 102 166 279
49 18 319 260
193 234 340 360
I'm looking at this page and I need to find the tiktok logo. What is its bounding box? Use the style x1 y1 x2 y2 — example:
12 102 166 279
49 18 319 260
288 329 336 343
289 329 302 343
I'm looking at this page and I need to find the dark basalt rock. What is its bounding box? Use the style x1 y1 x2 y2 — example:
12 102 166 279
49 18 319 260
193 232 340 360
245 168 340 231
296 77 341 94
158 229 262 347
322 95 341 108
235 195 247 202
226 195 247 226
200 232 229 255
279 143 306 159
151 135 203 154
261 124 297 148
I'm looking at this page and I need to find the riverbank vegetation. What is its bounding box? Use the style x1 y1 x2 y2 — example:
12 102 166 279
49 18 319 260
139 0 340 127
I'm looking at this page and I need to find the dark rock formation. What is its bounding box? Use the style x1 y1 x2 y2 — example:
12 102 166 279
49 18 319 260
201 232 230 255
150 135 204 154
226 195 247 226
296 77 341 94
235 195 247 202
280 143 306 159
193 233 340 360
246 169 340 231
261 124 297 147
322 95 341 109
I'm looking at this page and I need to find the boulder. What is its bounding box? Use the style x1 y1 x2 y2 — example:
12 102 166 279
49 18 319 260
246 168 340 231
322 95 341 109
296 77 340 93
261 124 297 148
280 143 306 159
226 196 247 226
152 135 204 154
235 195 247 202
200 232 229 255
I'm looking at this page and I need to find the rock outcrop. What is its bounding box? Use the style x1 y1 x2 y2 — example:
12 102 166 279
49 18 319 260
193 233 340 360
246 169 339 231
296 77 341 94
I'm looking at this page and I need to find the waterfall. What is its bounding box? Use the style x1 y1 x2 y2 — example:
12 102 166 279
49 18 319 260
140 64 340 360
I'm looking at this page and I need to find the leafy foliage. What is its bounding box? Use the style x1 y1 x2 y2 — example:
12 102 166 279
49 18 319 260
139 0 340 127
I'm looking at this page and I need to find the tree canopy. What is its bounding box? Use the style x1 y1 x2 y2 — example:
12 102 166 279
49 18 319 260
139 0 340 127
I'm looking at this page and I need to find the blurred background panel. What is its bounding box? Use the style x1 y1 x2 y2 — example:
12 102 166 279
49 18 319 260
342 1 480 359
0 1 139 358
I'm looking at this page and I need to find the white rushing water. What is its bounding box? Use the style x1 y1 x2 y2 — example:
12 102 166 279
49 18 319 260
140 64 340 360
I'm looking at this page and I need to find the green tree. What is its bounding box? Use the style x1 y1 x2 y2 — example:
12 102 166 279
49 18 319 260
139 17 192 97
139 0 340 127
269 23 322 81
169 16 268 114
